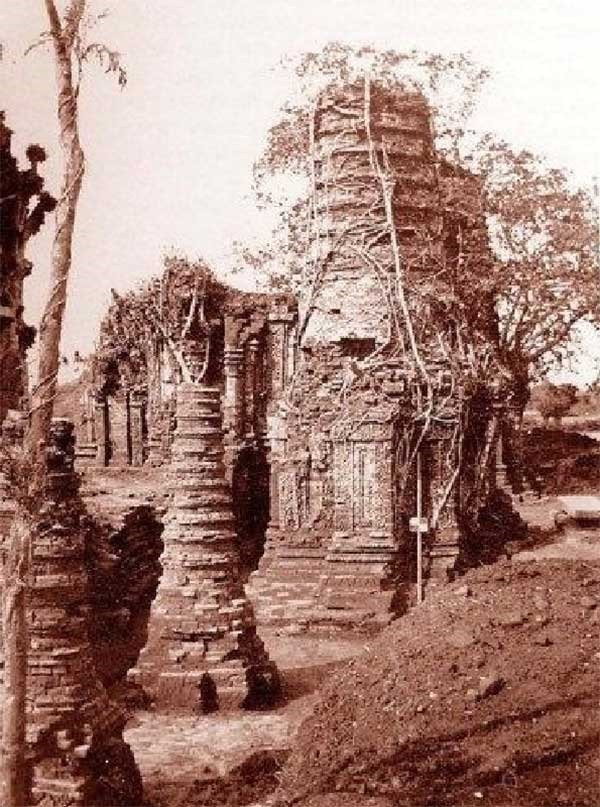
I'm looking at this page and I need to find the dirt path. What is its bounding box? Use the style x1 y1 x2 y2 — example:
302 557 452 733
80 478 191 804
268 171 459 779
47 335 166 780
124 633 364 806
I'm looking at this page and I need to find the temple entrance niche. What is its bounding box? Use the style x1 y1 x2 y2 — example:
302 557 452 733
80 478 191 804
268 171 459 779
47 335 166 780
322 405 403 622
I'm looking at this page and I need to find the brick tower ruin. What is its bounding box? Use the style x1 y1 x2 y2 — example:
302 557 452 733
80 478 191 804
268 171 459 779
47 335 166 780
1 420 143 806
247 80 492 629
134 384 279 709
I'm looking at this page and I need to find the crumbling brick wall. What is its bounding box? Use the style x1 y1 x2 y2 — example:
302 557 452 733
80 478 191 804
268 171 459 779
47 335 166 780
0 420 144 806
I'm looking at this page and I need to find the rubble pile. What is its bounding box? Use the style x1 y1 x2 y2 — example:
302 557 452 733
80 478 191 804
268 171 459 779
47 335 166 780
1 420 144 807
84 501 164 690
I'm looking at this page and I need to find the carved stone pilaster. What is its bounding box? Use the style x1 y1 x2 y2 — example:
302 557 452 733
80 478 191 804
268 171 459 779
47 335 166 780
246 338 260 438
129 389 146 467
223 346 244 440
94 391 108 467
267 308 296 395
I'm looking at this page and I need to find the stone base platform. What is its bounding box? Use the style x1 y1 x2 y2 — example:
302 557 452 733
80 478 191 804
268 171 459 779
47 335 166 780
246 529 404 633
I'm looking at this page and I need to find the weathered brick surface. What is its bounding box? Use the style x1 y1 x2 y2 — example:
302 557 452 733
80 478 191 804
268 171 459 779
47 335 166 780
0 420 144 806
134 384 279 709
247 85 470 630
302 83 439 345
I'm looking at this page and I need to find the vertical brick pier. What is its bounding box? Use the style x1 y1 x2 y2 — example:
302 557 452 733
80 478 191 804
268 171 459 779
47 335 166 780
134 384 279 709
1 419 143 807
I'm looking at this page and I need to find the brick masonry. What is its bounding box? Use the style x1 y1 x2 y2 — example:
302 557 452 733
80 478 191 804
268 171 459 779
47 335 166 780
1 420 143 806
133 384 279 709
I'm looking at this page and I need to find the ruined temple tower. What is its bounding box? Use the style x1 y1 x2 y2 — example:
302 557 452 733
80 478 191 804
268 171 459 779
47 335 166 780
247 80 466 629
134 384 279 709
79 80 499 641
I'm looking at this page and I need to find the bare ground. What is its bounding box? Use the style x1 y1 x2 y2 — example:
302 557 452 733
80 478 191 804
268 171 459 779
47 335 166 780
125 493 600 807
125 634 364 807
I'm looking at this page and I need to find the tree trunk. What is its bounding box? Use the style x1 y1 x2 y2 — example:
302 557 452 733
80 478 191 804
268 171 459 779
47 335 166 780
27 0 85 483
1 5 86 805
1 516 30 807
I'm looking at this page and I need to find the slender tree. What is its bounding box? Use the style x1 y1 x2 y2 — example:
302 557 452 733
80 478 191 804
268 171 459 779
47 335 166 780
29 0 126 472
1 4 125 804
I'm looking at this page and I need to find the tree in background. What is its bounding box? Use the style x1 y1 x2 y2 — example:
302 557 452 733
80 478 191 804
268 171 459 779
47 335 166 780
475 139 599 408
531 381 579 426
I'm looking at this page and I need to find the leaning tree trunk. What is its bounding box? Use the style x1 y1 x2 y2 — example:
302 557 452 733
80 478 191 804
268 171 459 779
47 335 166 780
27 0 86 476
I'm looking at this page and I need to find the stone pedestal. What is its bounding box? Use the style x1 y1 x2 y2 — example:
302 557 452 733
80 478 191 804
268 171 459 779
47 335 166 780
134 384 279 709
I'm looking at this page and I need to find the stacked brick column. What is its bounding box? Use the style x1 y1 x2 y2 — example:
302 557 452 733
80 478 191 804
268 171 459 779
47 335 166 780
134 384 279 709
1 419 143 807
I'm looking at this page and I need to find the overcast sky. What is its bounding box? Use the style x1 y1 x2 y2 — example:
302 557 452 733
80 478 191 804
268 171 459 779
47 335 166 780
1 0 599 382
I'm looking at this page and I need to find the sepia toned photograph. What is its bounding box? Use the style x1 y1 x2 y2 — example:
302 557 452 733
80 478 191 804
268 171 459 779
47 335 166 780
1 2 599 805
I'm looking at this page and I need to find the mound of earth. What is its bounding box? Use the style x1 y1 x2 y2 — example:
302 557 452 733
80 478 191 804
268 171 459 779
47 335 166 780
172 749 288 807
276 558 600 807
524 428 597 459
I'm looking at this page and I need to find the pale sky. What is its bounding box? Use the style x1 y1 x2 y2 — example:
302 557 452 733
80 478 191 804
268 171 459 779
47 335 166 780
1 0 599 383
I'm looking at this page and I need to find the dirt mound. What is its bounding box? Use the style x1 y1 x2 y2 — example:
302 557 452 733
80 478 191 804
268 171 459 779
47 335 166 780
524 428 597 459
276 558 600 807
548 451 600 494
